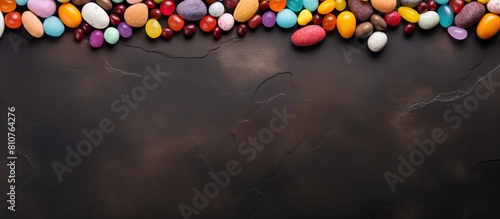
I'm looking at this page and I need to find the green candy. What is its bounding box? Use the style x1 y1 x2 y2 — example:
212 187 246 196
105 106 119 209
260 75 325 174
104 27 120 45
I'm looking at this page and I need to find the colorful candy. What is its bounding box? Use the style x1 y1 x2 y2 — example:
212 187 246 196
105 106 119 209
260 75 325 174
124 3 148 27
286 0 303 12
476 13 500 39
269 0 286 12
82 2 110 29
4 11 21 29
22 11 44 38
454 2 485 28
199 15 216 32
354 22 373 38
218 13 234 31
448 26 468 40
168 14 185 31
27 0 56 18
318 0 336 15
336 11 356 38
298 9 313 26
291 25 326 46
303 0 319 11
234 0 259 22
176 0 207 21
276 8 297 28
0 12 4 38
89 29 104 48
322 13 336 31
367 31 387 52
438 5 454 27
417 11 439 29
43 16 65 37
371 0 396 13
398 6 420 23
145 18 162 38
348 0 372 21
262 11 276 27
208 2 224 17
58 3 82 28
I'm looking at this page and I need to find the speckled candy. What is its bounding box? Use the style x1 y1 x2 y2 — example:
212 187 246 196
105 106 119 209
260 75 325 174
454 2 485 28
104 27 119 44
367 31 387 52
117 22 132 38
218 13 234 31
262 11 276 27
348 0 373 21
487 0 500 14
447 26 467 40
234 0 259 22
22 11 44 38
177 0 207 21
476 13 500 39
276 8 297 28
82 2 110 29
27 0 56 18
89 30 104 48
43 16 65 37
291 25 326 46
58 3 82 28
124 3 148 27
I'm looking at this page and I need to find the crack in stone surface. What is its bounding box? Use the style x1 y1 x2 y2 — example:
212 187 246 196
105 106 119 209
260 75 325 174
308 129 337 151
409 63 500 111
461 50 487 80
471 158 500 177
194 153 228 200
364 201 392 218
33 119 60 132
117 37 241 59
100 50 144 78
254 72 292 104
248 188 267 219
15 151 37 187
60 63 89 72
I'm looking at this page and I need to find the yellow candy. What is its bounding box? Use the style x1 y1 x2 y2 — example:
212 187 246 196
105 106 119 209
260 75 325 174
477 13 500 39
335 0 346 11
477 0 489 3
398 6 420 23
297 9 312 26
336 11 356 38
318 0 336 14
145 19 162 38
58 3 82 28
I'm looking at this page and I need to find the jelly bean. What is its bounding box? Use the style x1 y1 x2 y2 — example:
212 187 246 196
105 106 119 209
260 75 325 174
428 0 437 10
371 0 396 13
43 16 65 37
145 0 155 9
260 1 269 11
168 14 185 31
297 9 313 26
354 21 372 38
150 9 162 20
96 0 112 11
117 22 132 38
322 13 336 31
262 11 276 27
367 32 387 52
80 22 91 33
160 0 175 16
449 0 465 13
27 0 55 18
153 0 162 3
417 2 428 13
318 0 336 15
145 18 162 38
447 26 467 40
22 11 44 38
177 0 207 21
205 0 216 4
276 8 297 28
303 0 319 11
183 23 196 37
218 13 234 31
291 25 326 46
104 27 119 44
82 2 110 29
111 0 123 3
418 11 439 29
398 6 419 23
477 0 489 4
336 11 356 39
209 2 224 17
89 30 104 48
384 11 401 26
454 2 485 28
312 14 323 25
269 0 286 12
72 0 91 6
248 14 262 28
114 4 126 15
58 3 82 28
234 0 259 22
5 11 21 29
435 0 449 4
225 0 238 8
476 13 500 39
0 12 3 38
287 0 303 12
371 14 387 30
212 26 221 39
15 0 28 6
404 22 416 35
200 15 217 32
161 28 173 39
400 0 420 7
74 28 84 41
0 0 16 12
237 23 247 36
335 0 346 11
437 5 454 27
349 0 373 21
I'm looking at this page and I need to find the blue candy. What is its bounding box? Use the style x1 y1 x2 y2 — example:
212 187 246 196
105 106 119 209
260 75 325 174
276 9 298 29
43 16 65 37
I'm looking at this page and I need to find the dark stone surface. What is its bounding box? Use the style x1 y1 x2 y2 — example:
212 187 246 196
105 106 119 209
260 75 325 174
1 22 500 219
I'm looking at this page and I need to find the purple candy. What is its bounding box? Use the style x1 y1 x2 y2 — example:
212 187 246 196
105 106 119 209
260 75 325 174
447 26 467 40
89 30 104 48
117 22 133 38
262 11 276 28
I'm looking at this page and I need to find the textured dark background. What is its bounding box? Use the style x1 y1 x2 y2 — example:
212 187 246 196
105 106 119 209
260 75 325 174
1 20 500 219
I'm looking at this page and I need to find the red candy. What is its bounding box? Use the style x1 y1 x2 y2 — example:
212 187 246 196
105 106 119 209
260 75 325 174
74 28 84 41
161 28 174 39
160 0 175 16
237 23 247 37
109 14 121 26
248 14 262 28
168 14 185 31
200 15 217 32
449 0 465 13
5 11 22 29
150 8 162 19
183 23 197 37
404 23 416 35
384 11 401 26
80 22 91 33
145 0 155 9
417 2 428 13
259 1 269 11
427 0 437 11
114 4 126 15
312 14 323 25
212 26 222 40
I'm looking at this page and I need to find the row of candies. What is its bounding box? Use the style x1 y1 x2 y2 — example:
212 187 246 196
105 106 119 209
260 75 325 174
0 0 499 51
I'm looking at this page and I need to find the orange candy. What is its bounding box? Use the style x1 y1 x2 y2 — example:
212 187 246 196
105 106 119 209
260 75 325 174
5 11 21 29
167 14 184 31
200 15 216 32
0 0 16 13
322 13 337 31
269 0 286 12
